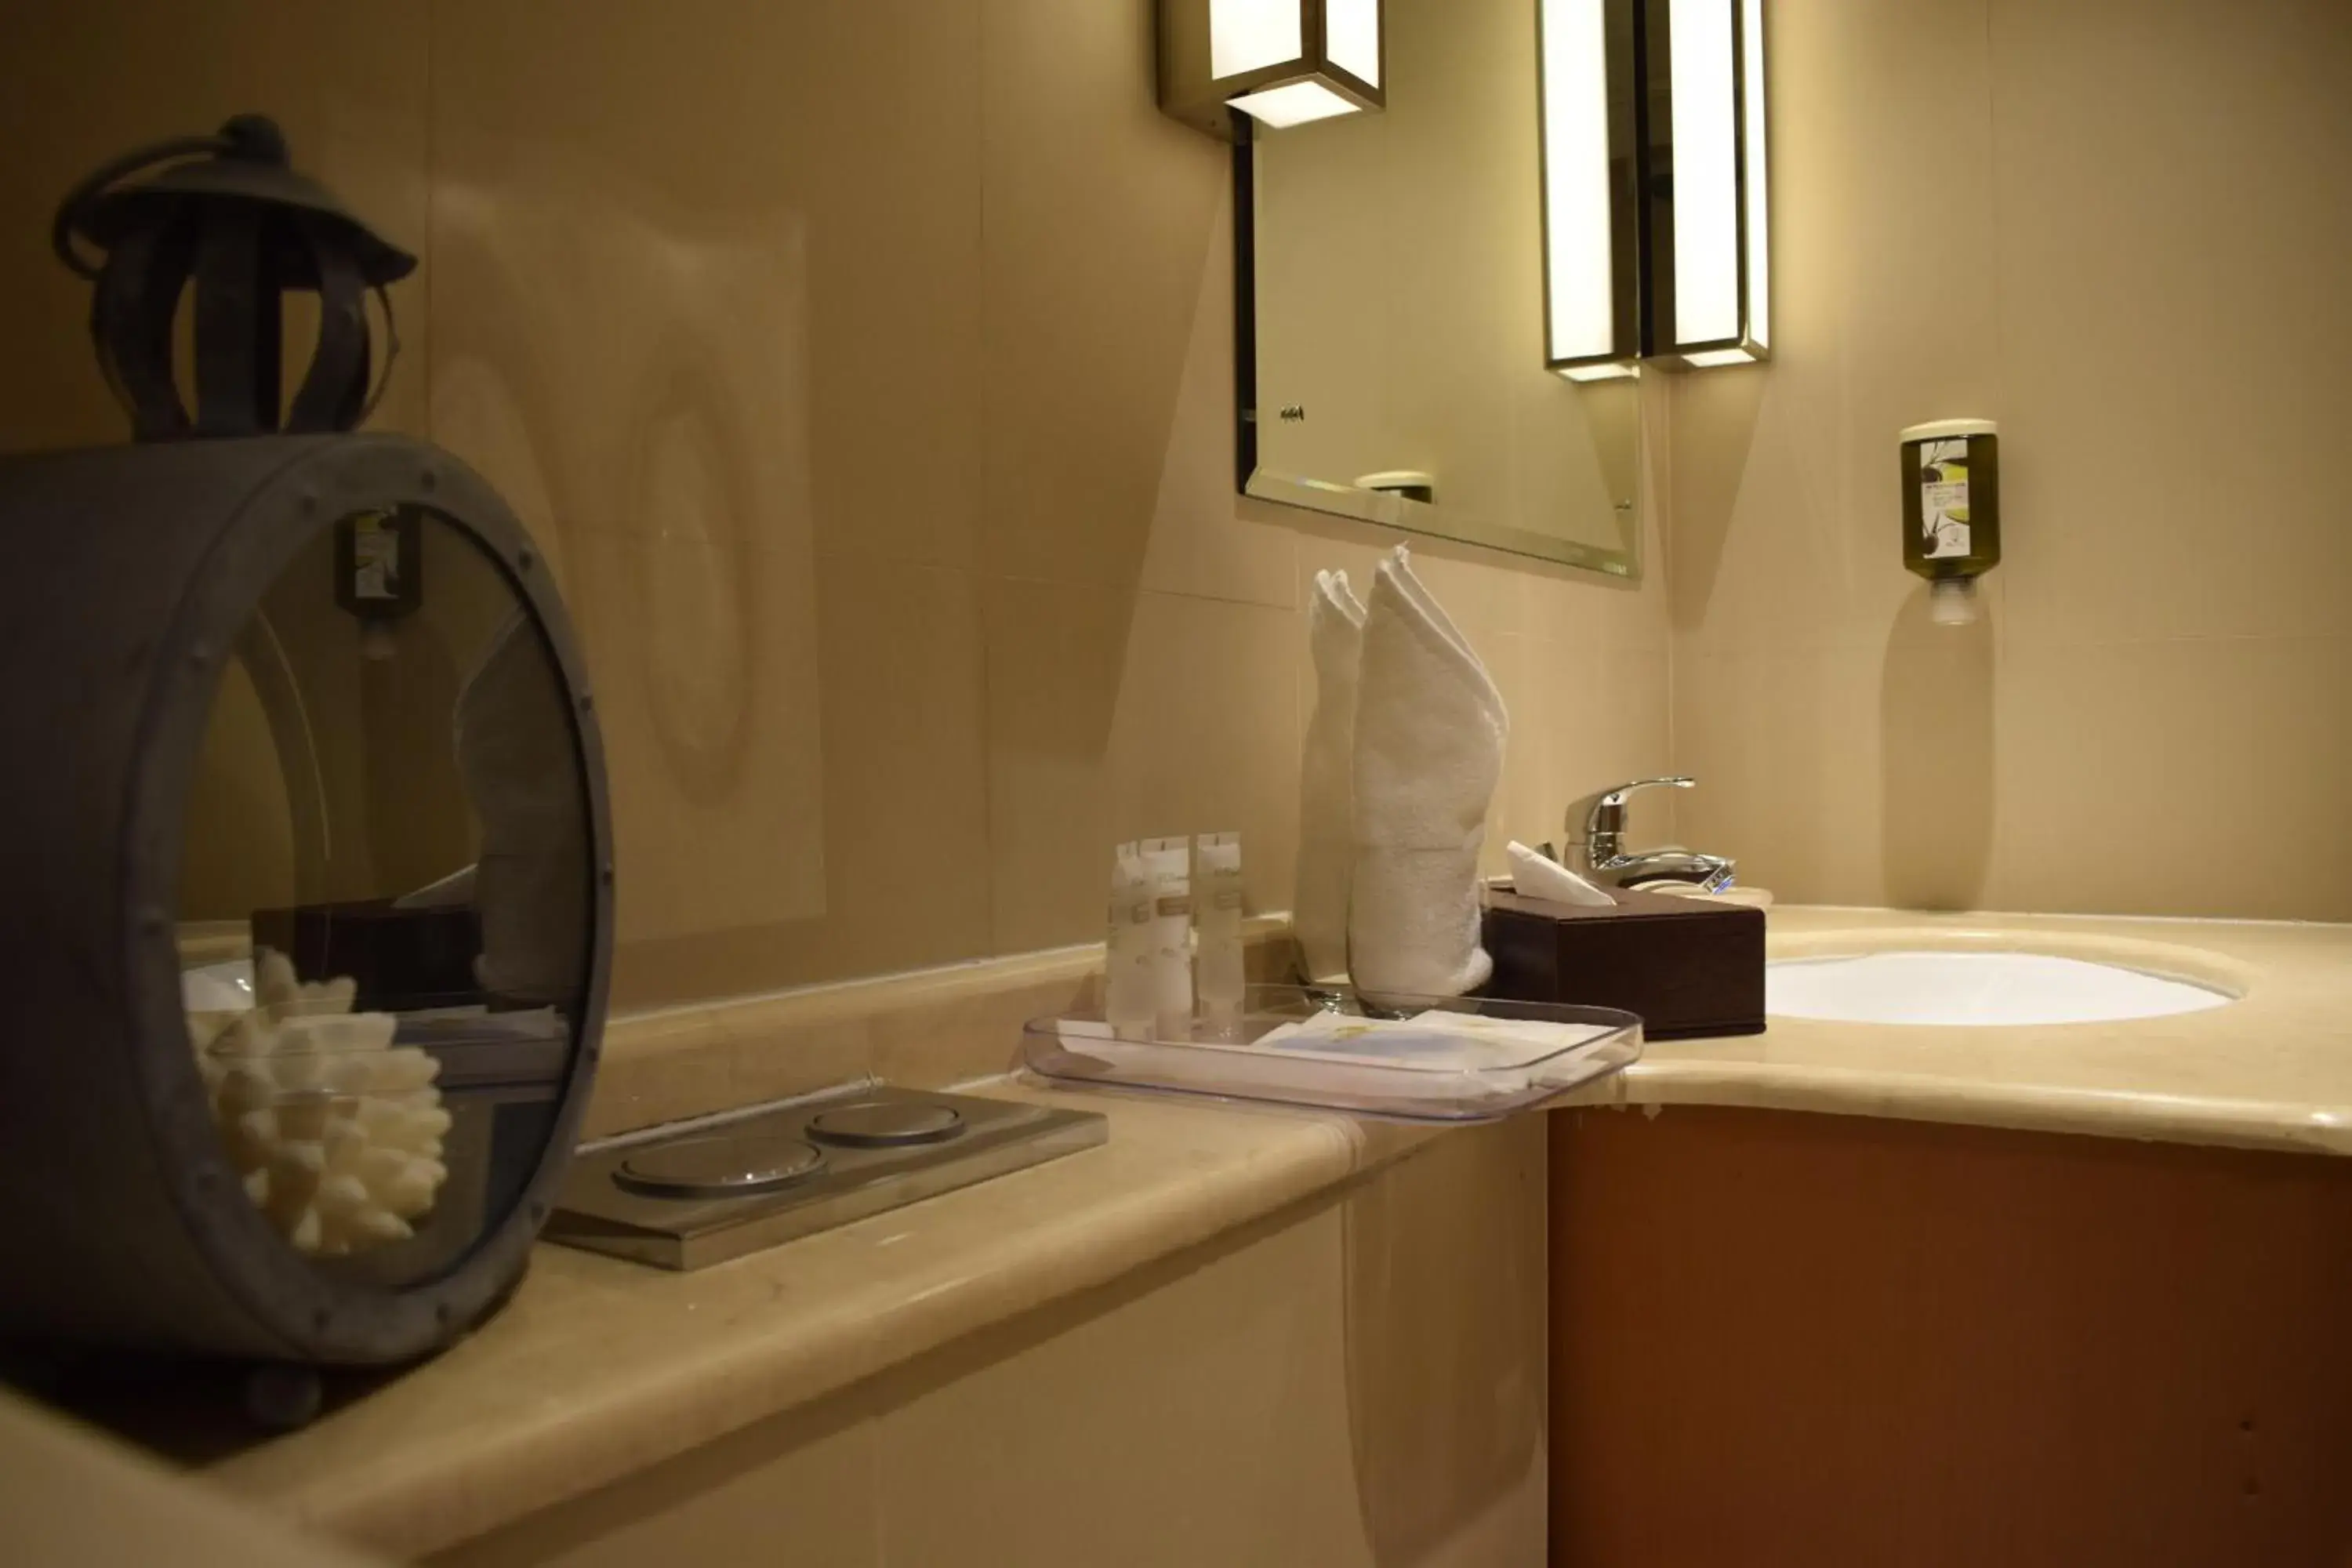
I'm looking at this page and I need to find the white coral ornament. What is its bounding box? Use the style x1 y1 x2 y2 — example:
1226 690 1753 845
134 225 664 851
192 951 450 1257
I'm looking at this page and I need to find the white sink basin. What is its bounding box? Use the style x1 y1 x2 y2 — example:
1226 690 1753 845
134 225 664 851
1766 949 2235 1027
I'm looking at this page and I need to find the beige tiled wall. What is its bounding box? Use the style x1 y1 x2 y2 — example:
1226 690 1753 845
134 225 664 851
0 0 1671 1010
1670 0 2352 920
0 4 433 451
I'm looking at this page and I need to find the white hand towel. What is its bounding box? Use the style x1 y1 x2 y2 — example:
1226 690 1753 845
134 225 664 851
1348 547 1508 1002
1294 569 1367 984
1506 840 1616 907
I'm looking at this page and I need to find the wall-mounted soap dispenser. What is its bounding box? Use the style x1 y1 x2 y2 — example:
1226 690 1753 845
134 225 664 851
1900 419 1999 625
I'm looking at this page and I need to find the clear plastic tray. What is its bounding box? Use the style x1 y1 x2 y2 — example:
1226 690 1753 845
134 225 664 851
1021 984 1642 1123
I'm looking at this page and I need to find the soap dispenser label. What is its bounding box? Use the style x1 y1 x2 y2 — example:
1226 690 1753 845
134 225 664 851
1919 438 1971 559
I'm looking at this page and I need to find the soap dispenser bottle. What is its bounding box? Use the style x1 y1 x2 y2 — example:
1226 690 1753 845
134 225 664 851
1899 419 2000 625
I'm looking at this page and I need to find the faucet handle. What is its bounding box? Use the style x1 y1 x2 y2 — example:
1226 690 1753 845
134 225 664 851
1566 776 1694 851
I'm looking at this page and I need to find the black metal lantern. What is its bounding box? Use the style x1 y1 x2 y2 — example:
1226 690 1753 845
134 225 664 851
51 113 416 440
0 122 612 1372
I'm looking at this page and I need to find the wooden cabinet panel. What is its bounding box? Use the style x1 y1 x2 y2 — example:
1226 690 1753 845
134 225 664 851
1549 1106 2352 1568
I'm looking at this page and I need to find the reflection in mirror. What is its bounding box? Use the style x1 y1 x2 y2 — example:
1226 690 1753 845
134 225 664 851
177 510 592 1285
1242 0 1641 575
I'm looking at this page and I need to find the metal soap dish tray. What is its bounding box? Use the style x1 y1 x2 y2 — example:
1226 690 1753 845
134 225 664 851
1021 984 1642 1123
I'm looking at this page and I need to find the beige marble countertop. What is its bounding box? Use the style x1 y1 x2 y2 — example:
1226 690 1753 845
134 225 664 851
188 1082 1439 1559
1563 906 2352 1156
93 905 2349 1558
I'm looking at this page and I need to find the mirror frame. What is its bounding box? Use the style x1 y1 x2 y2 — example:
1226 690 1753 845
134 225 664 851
1229 112 1644 580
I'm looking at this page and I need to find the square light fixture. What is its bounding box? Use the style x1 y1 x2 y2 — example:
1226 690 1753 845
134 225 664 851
1159 0 1385 141
1540 0 1769 375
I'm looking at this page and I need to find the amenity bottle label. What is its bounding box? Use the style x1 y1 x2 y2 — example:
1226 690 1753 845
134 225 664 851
1920 438 1971 559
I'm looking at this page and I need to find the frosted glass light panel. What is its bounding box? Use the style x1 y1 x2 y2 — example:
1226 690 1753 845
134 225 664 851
1541 0 1639 379
1211 0 1303 74
1646 0 1769 366
1326 0 1382 83
1160 0 1386 140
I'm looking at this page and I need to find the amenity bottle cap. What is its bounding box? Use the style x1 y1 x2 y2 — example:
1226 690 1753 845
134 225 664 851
1900 418 1997 443
1929 577 1980 627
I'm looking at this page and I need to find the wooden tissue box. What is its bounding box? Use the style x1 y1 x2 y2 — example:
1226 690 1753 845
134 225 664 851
1481 886 1765 1040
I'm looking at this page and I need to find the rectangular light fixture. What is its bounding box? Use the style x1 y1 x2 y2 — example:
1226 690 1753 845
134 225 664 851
1538 0 1640 379
1159 0 1385 141
1541 0 1769 376
1644 0 1769 367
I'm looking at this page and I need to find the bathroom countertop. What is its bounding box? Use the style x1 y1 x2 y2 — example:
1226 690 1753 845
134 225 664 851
73 909 2350 1554
1562 906 2352 1156
172 1083 1439 1558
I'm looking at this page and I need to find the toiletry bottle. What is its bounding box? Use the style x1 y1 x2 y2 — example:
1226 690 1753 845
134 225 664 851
1105 843 1156 1040
1194 833 1245 1035
1141 837 1195 1038
1899 419 2000 625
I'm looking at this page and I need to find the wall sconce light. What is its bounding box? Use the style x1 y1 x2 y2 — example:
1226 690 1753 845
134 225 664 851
1539 0 1639 380
1647 0 1769 368
1158 0 1385 141
1540 0 1768 376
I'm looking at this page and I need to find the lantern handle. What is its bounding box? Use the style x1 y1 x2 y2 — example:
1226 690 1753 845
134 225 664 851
50 117 289 280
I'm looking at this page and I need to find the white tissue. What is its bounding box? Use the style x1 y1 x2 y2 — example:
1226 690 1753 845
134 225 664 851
1346 547 1508 1004
1294 569 1367 984
1506 840 1616 907
192 951 449 1258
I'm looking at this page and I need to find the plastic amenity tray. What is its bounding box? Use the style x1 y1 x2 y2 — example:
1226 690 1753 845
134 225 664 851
1021 984 1642 1123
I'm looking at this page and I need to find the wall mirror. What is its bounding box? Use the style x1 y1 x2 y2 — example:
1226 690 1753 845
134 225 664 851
1236 0 1642 578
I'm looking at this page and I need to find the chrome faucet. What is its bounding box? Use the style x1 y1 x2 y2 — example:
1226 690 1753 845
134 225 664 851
1559 776 1736 892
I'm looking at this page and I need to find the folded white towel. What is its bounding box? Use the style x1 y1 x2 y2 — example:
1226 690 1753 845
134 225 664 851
1347 547 1508 1003
1294 570 1368 984
1506 840 1616 907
